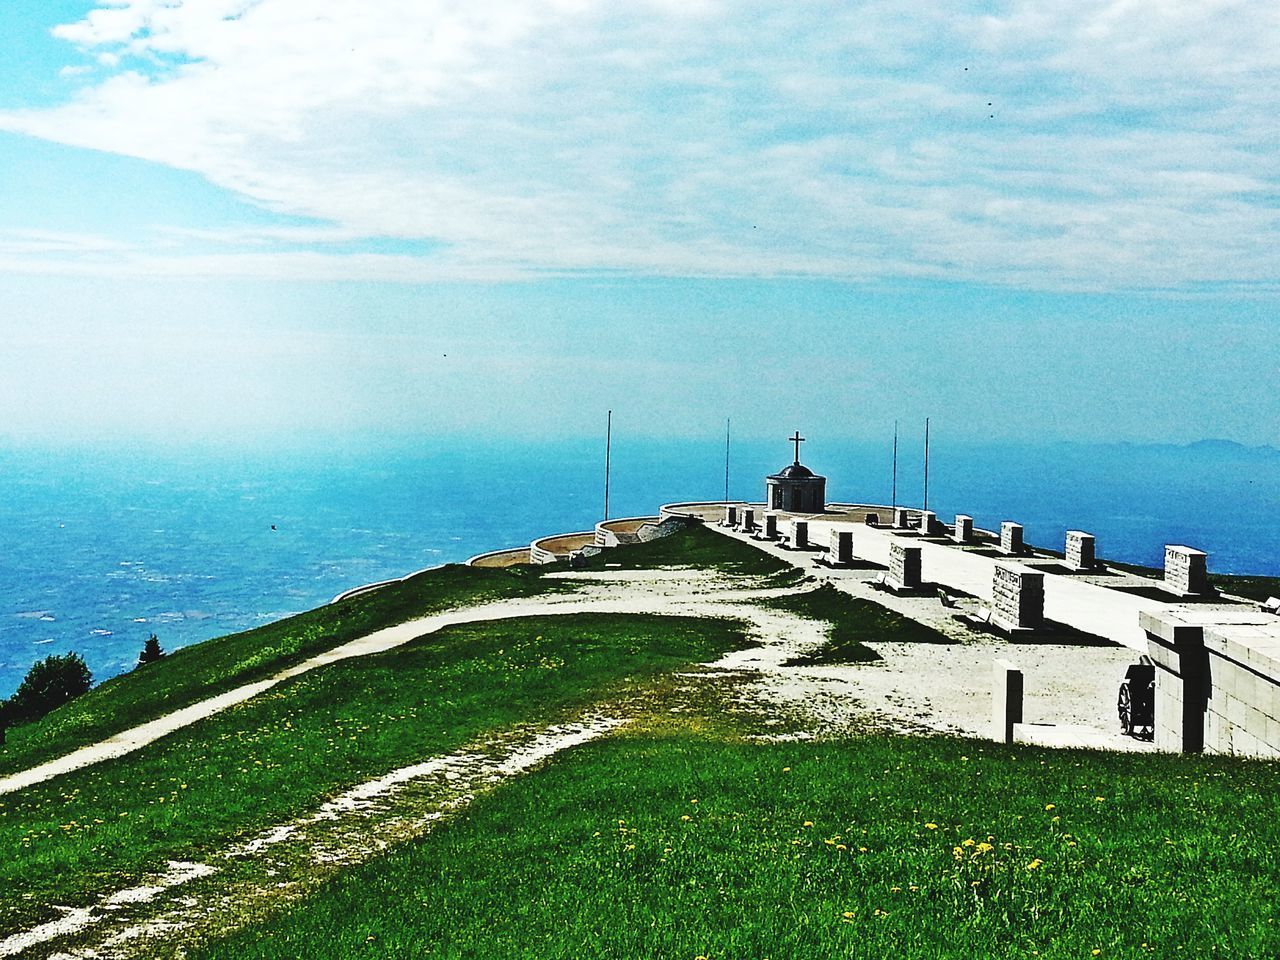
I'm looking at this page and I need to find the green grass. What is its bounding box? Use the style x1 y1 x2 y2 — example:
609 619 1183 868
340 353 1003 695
1100 560 1280 603
191 728 1280 960
0 564 563 778
1208 572 1280 603
578 523 790 576
764 584 950 665
0 613 748 933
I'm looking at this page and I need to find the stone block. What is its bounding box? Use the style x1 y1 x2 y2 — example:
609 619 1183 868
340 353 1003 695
888 542 922 591
894 507 912 529
829 529 854 565
791 519 809 549
1065 531 1095 571
991 563 1044 631
954 515 973 543
918 510 936 535
1000 522 1024 555
993 659 1023 744
762 512 779 540
1164 545 1208 596
723 505 738 526
740 508 757 533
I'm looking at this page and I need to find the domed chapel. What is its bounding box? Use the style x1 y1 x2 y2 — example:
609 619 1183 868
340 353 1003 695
765 431 827 513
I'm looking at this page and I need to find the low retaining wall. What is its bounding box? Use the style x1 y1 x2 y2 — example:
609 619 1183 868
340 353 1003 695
466 547 533 568
330 563 447 604
530 531 598 565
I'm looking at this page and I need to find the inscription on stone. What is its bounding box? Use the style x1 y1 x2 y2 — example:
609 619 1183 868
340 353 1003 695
992 563 1044 630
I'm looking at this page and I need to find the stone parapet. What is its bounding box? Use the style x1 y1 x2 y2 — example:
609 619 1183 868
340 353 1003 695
1141 608 1280 758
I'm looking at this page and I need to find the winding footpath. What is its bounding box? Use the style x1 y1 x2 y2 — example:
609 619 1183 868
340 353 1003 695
0 570 813 798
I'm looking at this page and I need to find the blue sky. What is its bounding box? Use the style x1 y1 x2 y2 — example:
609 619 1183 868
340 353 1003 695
0 1 1277 446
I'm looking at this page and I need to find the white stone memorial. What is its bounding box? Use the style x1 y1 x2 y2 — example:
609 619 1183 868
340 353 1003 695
894 507 912 529
791 519 809 549
724 505 738 527
888 542 922 591
992 563 1044 631
740 508 757 533
919 510 936 535
762 512 779 540
1000 521 1024 556
1164 545 1208 596
829 529 854 565
1066 531 1095 571
954 514 973 544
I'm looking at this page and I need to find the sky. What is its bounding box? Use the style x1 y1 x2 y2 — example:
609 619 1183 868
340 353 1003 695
0 1 1277 447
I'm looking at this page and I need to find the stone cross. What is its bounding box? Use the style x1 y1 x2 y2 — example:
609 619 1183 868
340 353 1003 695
789 431 805 463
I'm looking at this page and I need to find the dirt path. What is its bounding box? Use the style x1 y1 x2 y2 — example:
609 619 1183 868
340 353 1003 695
0 716 630 958
0 570 808 798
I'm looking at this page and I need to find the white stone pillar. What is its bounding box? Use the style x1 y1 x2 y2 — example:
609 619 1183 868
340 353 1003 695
894 507 912 529
762 513 779 540
791 520 809 549
993 659 1024 744
1164 545 1208 596
954 515 973 544
1000 522 1024 556
1066 531 1095 571
829 529 854 565
889 542 922 591
724 505 738 527
919 510 936 535
741 508 757 533
992 563 1044 631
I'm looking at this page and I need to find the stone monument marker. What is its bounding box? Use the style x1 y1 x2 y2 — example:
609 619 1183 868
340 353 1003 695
992 563 1044 631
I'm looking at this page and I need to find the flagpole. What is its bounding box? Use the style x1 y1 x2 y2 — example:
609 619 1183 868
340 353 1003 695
604 410 612 521
891 420 898 512
724 418 731 504
923 417 930 512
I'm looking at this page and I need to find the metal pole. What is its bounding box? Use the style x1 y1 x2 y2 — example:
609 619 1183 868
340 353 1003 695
604 410 612 521
724 418 731 504
923 417 930 512
891 420 898 511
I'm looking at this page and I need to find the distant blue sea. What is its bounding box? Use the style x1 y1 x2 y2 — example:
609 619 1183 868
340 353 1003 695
1 436 1277 697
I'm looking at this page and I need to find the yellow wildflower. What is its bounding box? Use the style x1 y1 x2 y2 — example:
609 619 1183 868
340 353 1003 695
1027 858 1044 871
1044 804 1056 812
924 822 939 830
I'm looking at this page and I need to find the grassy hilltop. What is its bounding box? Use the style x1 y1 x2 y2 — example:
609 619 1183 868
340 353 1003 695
1 525 1277 959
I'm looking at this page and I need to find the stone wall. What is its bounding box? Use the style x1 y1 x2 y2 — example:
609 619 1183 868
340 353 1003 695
1142 609 1280 758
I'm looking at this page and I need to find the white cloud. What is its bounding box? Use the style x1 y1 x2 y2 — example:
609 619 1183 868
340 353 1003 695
3 0 1279 289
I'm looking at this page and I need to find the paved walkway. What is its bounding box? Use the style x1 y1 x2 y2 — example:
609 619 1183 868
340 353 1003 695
699 506 1180 652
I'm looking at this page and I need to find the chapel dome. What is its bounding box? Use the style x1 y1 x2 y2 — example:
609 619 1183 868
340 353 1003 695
772 462 814 479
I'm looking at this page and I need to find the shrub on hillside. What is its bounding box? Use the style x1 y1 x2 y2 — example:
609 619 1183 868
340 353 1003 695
5 652 93 727
137 633 165 667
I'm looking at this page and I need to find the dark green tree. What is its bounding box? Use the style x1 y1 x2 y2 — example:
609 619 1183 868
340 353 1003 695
7 652 92 726
137 633 165 666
